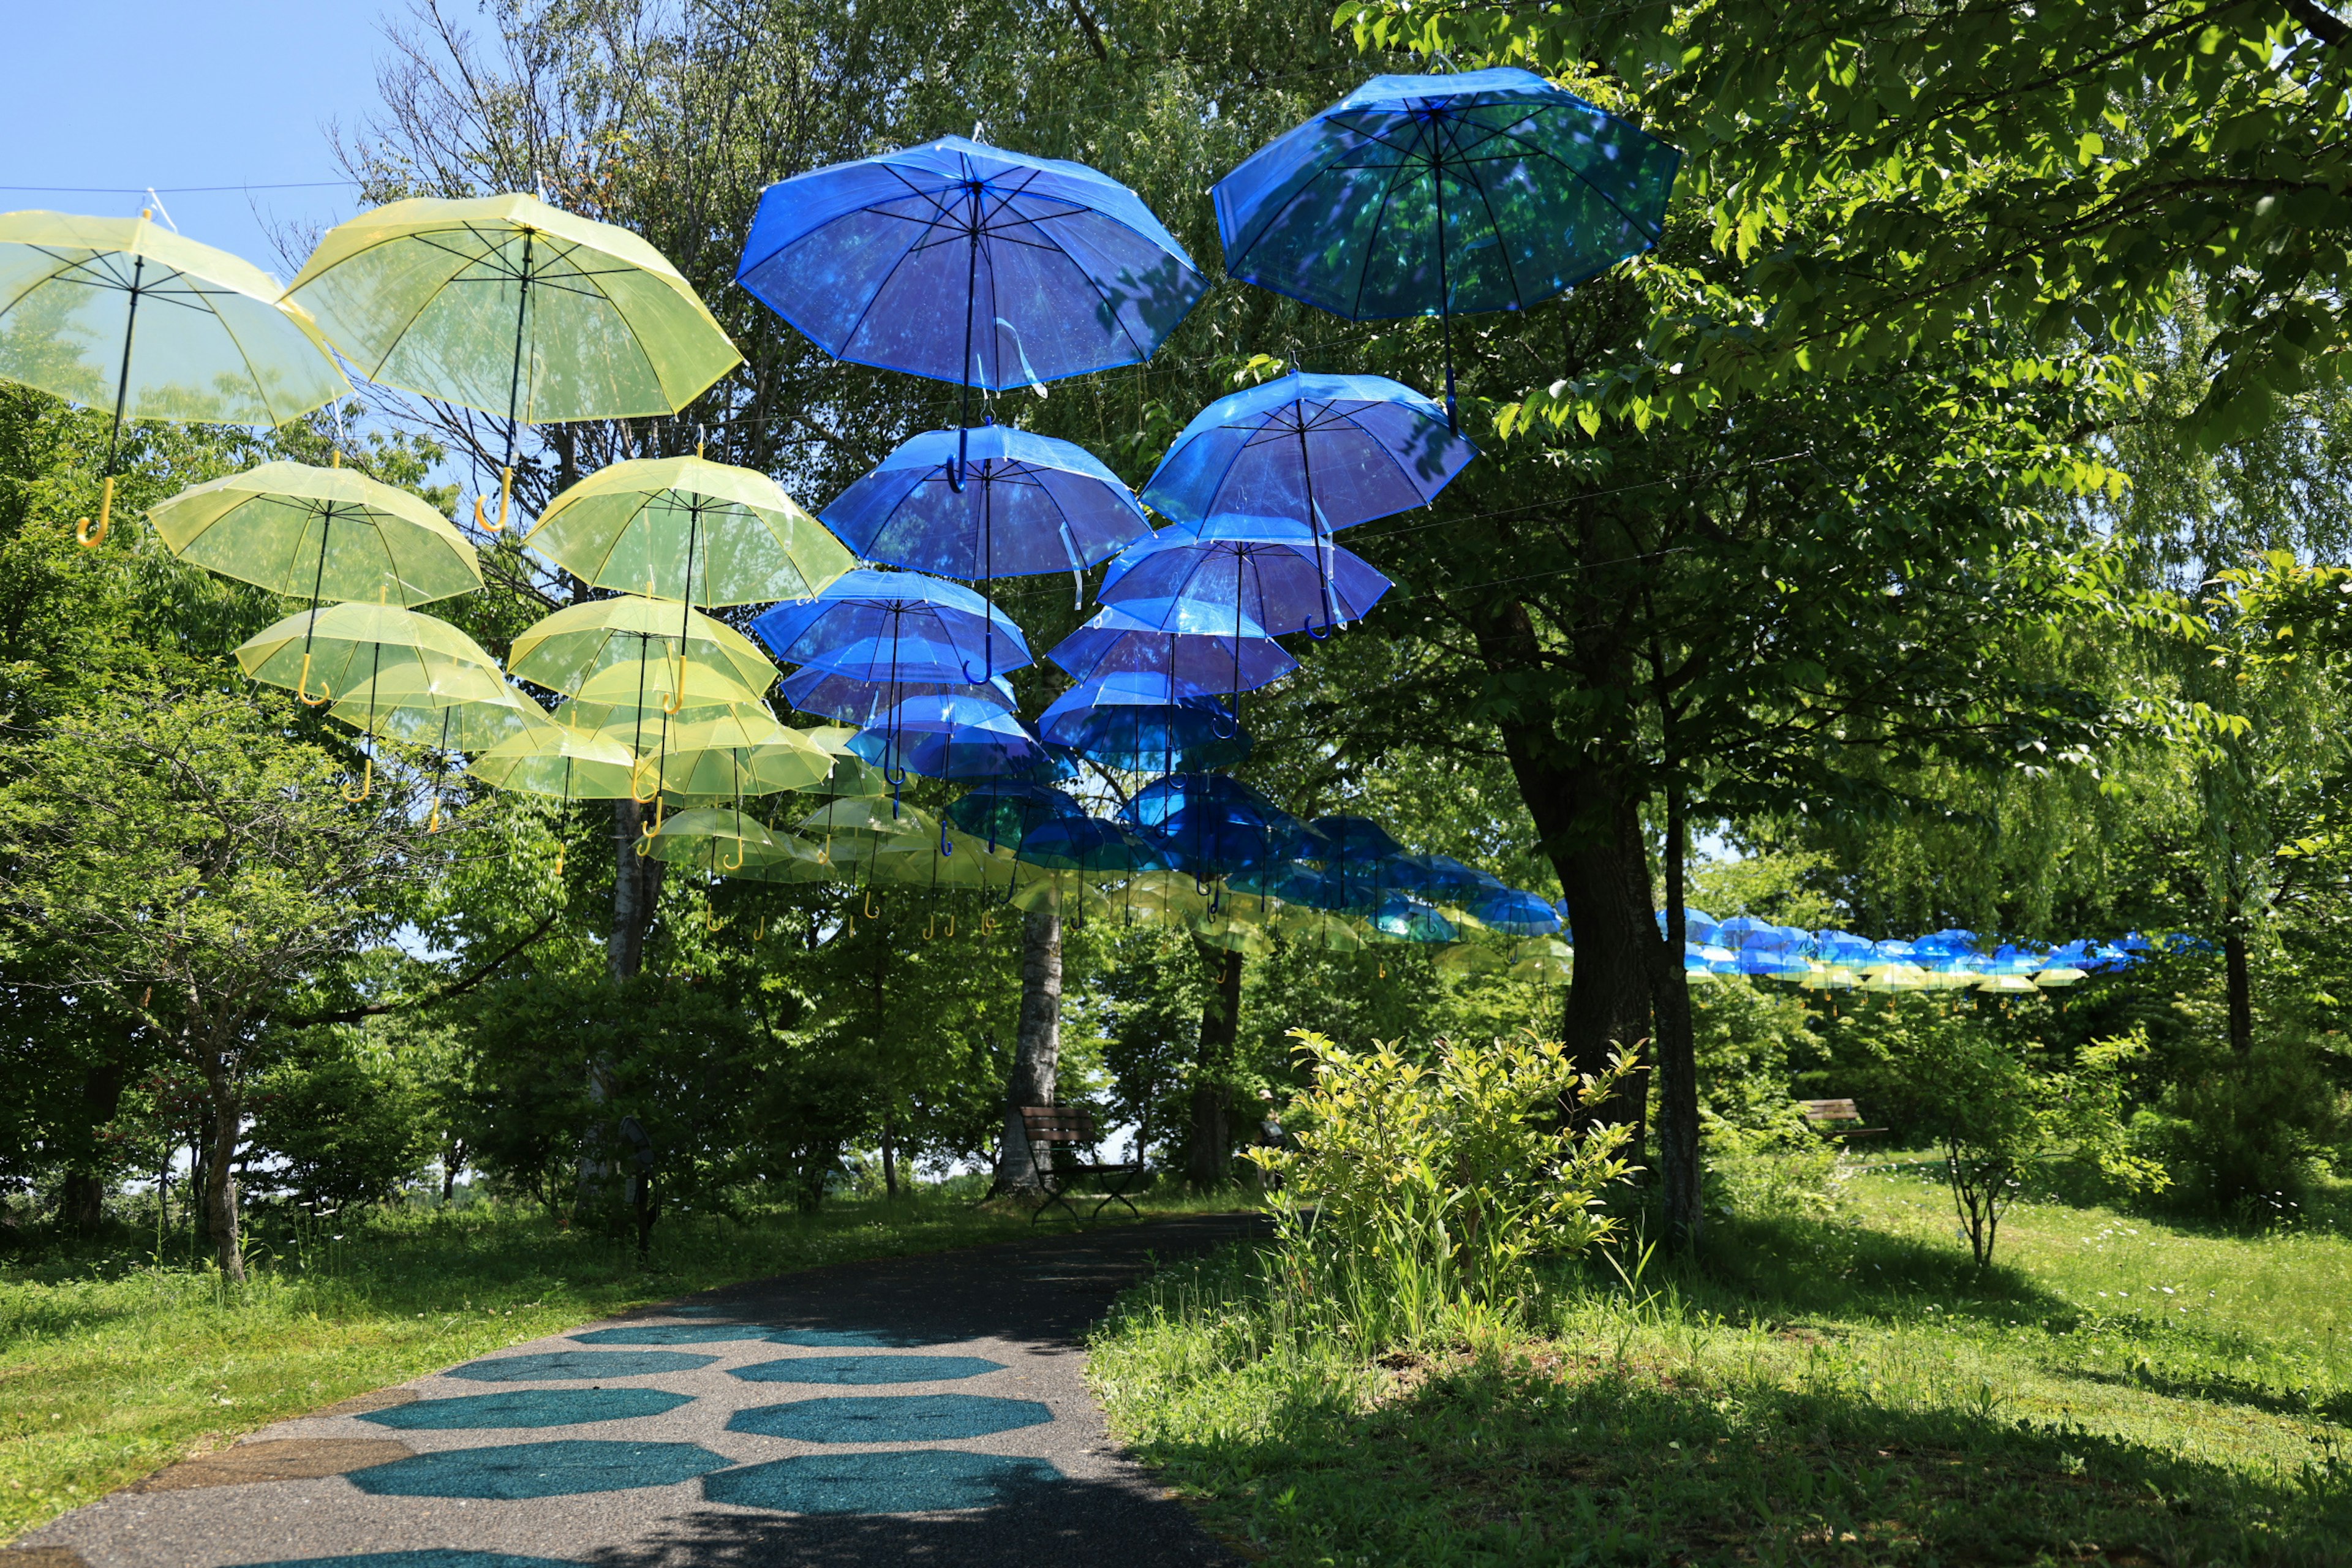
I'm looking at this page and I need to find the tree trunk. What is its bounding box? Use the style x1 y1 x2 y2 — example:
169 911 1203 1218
440 1139 464 1203
1651 774 1702 1252
881 1107 899 1198
2223 929 2254 1055
610 798 663 979
61 1040 133 1234
1187 941 1243 1188
198 1044 244 1282
996 910 1063 1191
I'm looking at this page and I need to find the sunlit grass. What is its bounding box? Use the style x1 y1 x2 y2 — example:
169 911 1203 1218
1091 1166 2352 1566
0 1186 1219 1542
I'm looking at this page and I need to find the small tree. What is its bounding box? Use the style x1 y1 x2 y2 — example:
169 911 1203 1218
0 680 447 1280
1866 1001 2166 1267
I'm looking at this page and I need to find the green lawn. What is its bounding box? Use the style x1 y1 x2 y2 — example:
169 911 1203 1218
0 1188 1212 1542
1090 1163 2352 1566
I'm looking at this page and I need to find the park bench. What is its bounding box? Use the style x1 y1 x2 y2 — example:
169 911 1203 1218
1017 1105 1147 1224
1799 1098 1887 1139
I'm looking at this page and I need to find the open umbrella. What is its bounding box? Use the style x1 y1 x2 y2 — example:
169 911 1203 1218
1038 672 1253 773
1046 598 1297 697
524 453 850 606
1099 514 1392 637
752 568 1031 687
330 671 557 753
235 601 499 706
287 194 741 532
737 137 1207 481
510 595 777 704
467 725 638 799
780 664 1012 727
847 695 1059 783
947 781 1087 848
151 458 481 609
0 209 347 543
1016 817 1174 875
1214 68 1680 429
652 714 834 800
644 807 782 874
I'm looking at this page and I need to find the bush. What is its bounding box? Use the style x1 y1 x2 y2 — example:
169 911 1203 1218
246 1030 433 1213
1246 1029 1635 1346
2131 1030 2346 1216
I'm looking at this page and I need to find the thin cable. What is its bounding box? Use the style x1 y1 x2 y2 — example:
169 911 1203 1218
0 180 364 193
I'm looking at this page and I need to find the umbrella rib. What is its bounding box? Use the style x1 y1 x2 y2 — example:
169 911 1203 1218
1472 116 1664 244
1348 151 1430 323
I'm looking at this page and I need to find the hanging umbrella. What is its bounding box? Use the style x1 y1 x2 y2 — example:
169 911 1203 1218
1038 673 1253 773
467 725 638 799
1016 817 1174 875
848 695 1060 782
1046 598 1297 696
652 714 835 800
1213 68 1681 429
737 137 1208 480
149 458 481 608
795 796 937 844
1139 372 1475 628
644 807 783 873
330 673 557 753
1371 894 1457 943
523 454 852 605
821 422 1151 582
753 567 1033 687
1466 888 1562 937
235 601 499 706
0 209 347 544
948 781 1087 847
510 594 777 704
1099 514 1392 636
1275 905 1366 952
287 194 741 532
1311 815 1404 862
1509 937 1572 980
780 664 1013 727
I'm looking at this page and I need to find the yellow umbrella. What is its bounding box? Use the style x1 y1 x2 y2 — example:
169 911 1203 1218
1507 936 1570 979
235 601 498 707
509 594 774 704
0 210 347 544
644 807 781 873
467 725 638 799
525 454 853 606
654 715 834 800
150 458 480 608
330 674 556 752
286 194 741 532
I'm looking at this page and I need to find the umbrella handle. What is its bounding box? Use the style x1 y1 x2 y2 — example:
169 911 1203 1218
630 759 660 803
662 653 687 714
473 467 514 533
939 820 954 858
864 890 880 918
944 913 956 938
1302 611 1335 641
754 915 766 941
296 652 333 707
552 843 565 878
643 797 666 836
426 797 442 834
340 757 373 802
75 476 115 549
722 838 744 872
1209 709 1239 741
818 831 832 866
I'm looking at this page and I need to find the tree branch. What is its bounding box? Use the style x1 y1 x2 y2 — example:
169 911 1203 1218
282 910 562 1028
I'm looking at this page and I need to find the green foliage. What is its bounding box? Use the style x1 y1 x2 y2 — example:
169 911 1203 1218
1248 1029 1635 1337
1858 1000 2166 1265
2133 1030 2348 1217
246 1028 435 1214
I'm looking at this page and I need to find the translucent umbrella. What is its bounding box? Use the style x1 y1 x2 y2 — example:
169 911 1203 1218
510 594 776 704
946 781 1087 849
235 601 499 707
1038 672 1253 774
1099 514 1392 636
652 714 834 799
1045 598 1297 697
781 664 1012 726
1214 68 1679 428
848 695 1060 783
0 209 346 543
467 725 638 799
150 458 481 608
737 137 1207 480
753 568 1033 688
330 673 557 752
523 454 851 606
287 194 741 532
1016 817 1174 875
644 807 782 874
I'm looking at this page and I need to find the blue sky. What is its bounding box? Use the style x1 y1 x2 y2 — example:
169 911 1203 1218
1 2 418 277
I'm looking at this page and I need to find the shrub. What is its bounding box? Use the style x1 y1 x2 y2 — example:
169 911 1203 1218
246 1030 433 1214
1245 1029 1635 1346
2131 1029 2346 1216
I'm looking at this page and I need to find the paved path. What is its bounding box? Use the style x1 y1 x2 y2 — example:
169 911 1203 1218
12 1214 1263 1568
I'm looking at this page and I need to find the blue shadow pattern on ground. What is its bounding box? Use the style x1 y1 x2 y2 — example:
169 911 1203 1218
727 1394 1052 1443
729 1354 1005 1385
766 1327 949 1348
569 1324 780 1345
230 1556 586 1568
703 1449 1065 1515
443 1350 717 1381
359 1389 692 1429
347 1440 731 1499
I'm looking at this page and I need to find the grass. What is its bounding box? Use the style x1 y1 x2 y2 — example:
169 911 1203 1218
1089 1161 2352 1566
0 1183 1219 1543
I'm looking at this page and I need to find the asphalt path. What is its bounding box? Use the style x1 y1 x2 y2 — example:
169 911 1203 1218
11 1212 1267 1568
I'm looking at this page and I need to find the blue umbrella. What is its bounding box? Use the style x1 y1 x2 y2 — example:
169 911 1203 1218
1470 888 1562 937
1099 514 1392 636
847 694 1058 782
1038 672 1253 773
1017 816 1174 875
1372 894 1457 943
738 136 1209 481
1311 815 1403 862
780 663 1012 726
821 422 1150 582
752 568 1031 687
1046 597 1297 698
1214 68 1681 428
947 780 1085 848
1121 772 1285 831
1140 373 1474 622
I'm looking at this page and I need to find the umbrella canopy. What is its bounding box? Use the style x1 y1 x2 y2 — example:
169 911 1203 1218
1016 816 1174 875
524 454 851 606
1213 67 1681 425
821 424 1150 579
287 194 737 424
1046 597 1297 697
1310 815 1403 862
1467 888 1562 937
235 602 499 705
510 594 777 701
780 664 1013 727
467 725 638 799
752 568 1033 685
652 714 834 799
737 136 1207 455
796 796 938 842
1099 514 1392 635
150 459 481 608
946 781 1087 846
848 695 1058 782
333 677 557 753
1275 905 1366 952
0 210 348 541
1371 894 1457 943
645 807 782 873
1139 371 1476 537
1038 672 1253 772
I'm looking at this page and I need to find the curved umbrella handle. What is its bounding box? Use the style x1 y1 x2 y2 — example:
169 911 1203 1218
296 651 333 707
425 797 442 834
630 759 661 804
722 837 744 872
473 466 514 534
1302 611 1335 642
1209 707 1239 741
552 843 566 878
939 819 955 857
960 657 989 684
818 831 833 866
864 889 880 919
340 756 374 802
944 913 956 938
75 475 115 549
